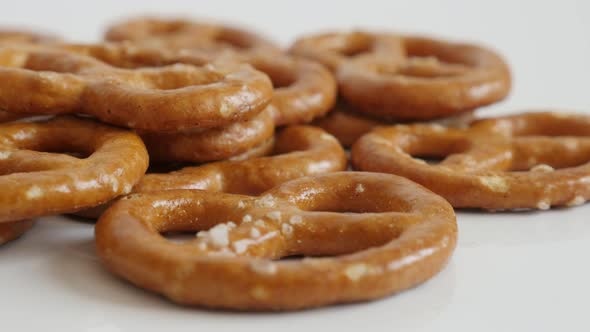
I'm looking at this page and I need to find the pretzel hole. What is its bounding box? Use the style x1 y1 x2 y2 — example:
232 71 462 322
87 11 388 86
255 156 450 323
213 30 253 50
138 67 226 90
163 231 198 243
251 62 296 89
404 38 480 68
330 34 374 57
376 59 465 78
396 132 470 165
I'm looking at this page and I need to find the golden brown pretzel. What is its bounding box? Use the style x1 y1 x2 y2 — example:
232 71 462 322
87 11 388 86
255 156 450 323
68 44 337 126
74 126 346 219
352 112 590 210
105 17 278 52
338 36 511 120
289 31 405 72
95 171 457 310
34 41 337 126
314 102 475 147
0 45 273 131
140 107 275 163
0 116 148 222
0 220 34 245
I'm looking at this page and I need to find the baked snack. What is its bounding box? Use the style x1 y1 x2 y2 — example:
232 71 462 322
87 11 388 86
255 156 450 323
352 112 590 210
96 172 457 310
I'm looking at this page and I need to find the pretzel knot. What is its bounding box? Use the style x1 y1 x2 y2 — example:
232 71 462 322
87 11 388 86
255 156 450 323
352 112 590 210
0 46 273 131
338 36 511 120
96 172 457 310
104 17 278 52
0 116 149 222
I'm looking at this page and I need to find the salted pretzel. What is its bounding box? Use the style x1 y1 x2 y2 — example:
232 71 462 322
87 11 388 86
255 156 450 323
0 116 148 222
57 43 338 126
0 45 273 131
289 31 406 72
0 220 34 245
338 35 511 120
105 17 278 52
352 112 590 210
75 126 346 219
314 102 475 147
141 106 275 163
96 171 457 310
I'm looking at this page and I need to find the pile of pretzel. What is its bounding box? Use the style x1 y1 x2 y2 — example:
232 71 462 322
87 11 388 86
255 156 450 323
1 17 588 311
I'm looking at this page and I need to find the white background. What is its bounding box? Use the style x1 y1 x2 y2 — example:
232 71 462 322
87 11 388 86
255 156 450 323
1 0 590 331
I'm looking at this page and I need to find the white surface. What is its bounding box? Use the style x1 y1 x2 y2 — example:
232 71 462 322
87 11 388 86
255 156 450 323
2 0 590 331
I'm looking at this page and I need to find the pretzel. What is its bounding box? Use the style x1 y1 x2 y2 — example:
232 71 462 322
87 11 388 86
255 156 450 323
0 220 34 245
314 102 475 147
96 171 457 310
140 106 275 162
105 17 278 52
0 116 148 222
58 43 337 126
338 35 511 120
0 45 273 131
289 31 406 72
74 125 346 219
351 112 590 210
